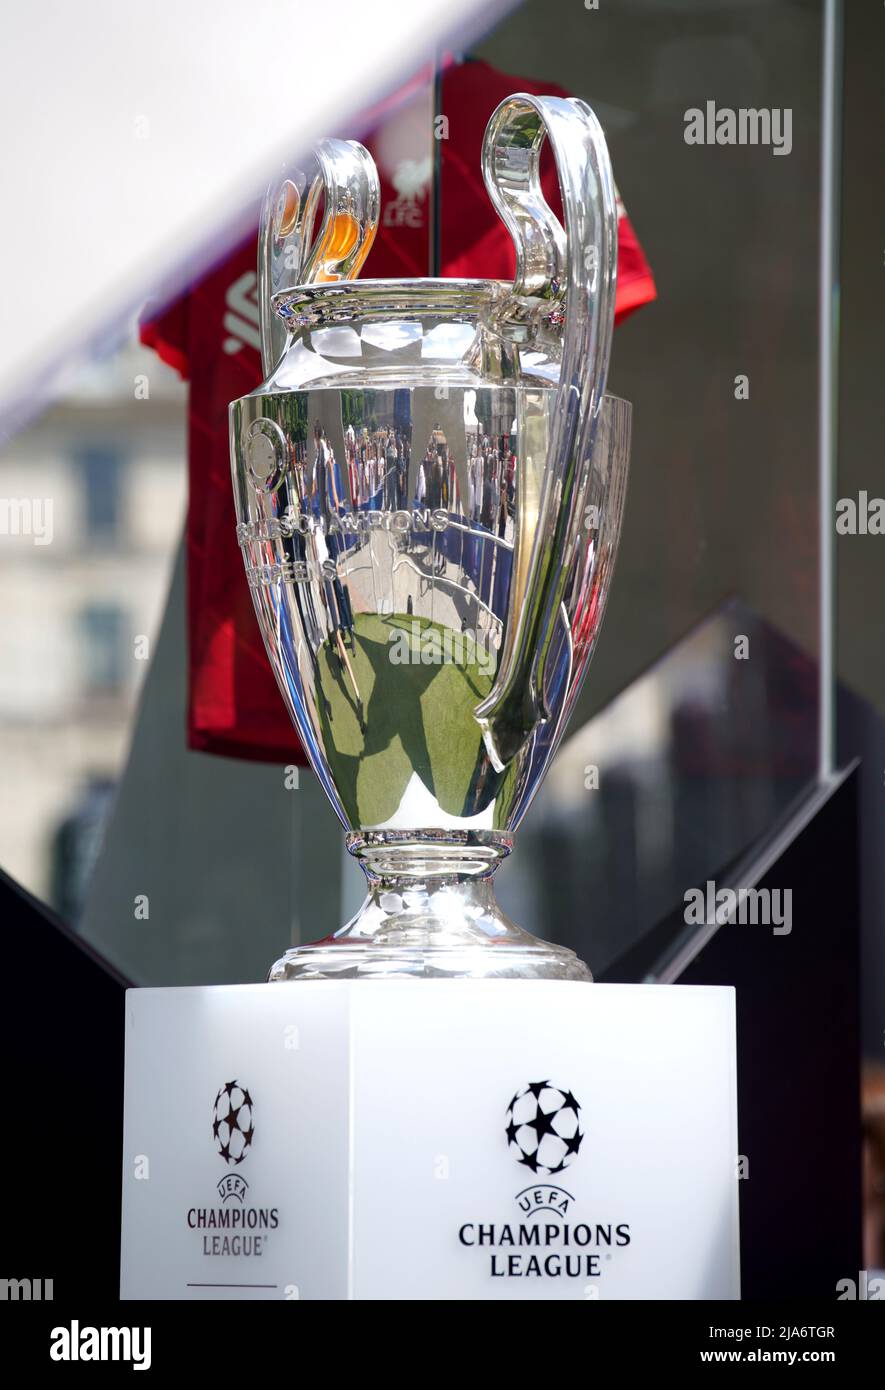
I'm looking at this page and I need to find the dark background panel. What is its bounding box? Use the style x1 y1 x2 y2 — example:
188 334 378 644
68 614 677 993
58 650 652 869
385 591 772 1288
2 870 127 1304
682 768 861 1300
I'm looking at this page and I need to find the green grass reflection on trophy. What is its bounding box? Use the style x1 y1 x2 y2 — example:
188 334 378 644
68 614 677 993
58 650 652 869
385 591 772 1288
315 611 517 827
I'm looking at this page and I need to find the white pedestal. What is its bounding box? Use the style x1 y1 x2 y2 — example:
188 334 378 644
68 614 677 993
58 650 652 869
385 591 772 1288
120 981 739 1300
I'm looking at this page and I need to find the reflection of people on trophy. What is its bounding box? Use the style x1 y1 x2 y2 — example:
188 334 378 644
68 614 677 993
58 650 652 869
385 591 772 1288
343 424 369 510
291 437 310 503
396 432 409 508
497 467 509 540
480 451 498 529
312 400 517 728
272 439 330 714
339 419 414 525
344 423 359 505
468 440 483 522
312 421 343 523
504 442 516 522
415 447 430 506
430 424 449 508
453 427 516 619
314 527 365 732
383 429 398 510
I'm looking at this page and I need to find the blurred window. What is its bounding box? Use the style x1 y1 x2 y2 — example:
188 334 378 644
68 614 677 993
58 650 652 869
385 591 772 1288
77 446 123 538
79 603 127 693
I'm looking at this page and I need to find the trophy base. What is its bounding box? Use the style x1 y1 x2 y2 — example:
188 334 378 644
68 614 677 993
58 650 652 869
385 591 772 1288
268 941 592 982
270 831 592 982
121 981 740 1299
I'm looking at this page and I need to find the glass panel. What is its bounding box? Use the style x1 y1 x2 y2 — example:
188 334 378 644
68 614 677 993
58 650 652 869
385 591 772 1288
474 0 826 976
474 0 822 733
1 5 828 987
76 82 439 982
497 601 818 980
0 338 187 925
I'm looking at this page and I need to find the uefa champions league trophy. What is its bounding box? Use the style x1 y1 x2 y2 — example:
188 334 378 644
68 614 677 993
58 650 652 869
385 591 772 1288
230 95 631 981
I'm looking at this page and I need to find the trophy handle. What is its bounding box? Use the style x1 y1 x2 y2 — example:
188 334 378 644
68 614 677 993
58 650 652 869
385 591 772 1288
475 94 618 771
258 139 380 377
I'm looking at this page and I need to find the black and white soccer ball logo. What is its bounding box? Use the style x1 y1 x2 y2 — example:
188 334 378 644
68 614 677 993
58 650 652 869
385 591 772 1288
506 1081 583 1176
212 1080 255 1167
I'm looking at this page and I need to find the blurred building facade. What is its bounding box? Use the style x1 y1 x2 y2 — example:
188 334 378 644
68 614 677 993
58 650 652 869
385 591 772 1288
0 339 186 915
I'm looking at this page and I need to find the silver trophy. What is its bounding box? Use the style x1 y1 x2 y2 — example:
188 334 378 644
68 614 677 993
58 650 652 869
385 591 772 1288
230 95 631 980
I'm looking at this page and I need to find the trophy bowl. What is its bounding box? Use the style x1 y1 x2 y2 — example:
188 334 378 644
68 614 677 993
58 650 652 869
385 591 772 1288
230 95 631 980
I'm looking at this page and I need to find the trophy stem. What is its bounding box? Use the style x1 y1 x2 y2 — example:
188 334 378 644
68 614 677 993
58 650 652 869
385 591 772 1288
267 832 593 982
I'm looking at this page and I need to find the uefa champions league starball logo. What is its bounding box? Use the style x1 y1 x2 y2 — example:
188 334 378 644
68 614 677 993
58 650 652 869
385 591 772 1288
212 1080 255 1167
506 1081 583 1176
